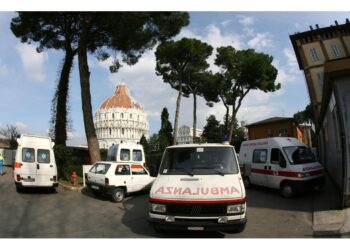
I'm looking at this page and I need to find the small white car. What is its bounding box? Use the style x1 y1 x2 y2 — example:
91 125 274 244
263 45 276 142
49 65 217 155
86 161 155 202
14 134 58 192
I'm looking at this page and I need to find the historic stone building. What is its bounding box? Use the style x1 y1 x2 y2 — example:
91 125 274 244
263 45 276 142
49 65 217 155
176 125 203 144
94 83 149 149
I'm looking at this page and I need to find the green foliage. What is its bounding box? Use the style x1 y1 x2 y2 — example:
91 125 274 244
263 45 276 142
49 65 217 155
140 134 150 155
0 124 20 149
293 104 315 124
53 145 73 178
202 115 223 143
158 108 173 150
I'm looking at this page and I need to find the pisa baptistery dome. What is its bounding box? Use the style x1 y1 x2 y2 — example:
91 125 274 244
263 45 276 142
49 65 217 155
94 82 149 149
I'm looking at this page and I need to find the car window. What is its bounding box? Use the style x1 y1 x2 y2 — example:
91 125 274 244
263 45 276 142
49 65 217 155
115 165 130 175
93 163 111 174
22 148 35 163
89 165 97 173
133 150 143 161
120 149 130 161
37 149 50 163
131 165 147 175
253 149 267 163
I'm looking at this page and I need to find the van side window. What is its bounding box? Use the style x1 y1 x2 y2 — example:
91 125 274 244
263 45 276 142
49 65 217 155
22 148 35 163
131 165 147 175
133 150 143 161
115 165 130 175
37 149 50 163
120 149 130 161
253 149 267 163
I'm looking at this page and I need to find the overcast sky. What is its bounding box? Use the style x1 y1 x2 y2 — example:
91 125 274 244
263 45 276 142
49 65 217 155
1 10 349 146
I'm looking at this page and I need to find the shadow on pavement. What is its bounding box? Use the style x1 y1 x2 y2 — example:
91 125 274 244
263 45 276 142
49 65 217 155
120 194 226 238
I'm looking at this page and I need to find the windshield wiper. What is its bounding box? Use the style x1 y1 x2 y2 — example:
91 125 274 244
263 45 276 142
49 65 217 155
183 169 194 177
212 169 225 176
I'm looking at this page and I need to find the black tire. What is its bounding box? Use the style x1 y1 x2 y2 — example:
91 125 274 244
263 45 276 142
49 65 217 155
111 187 125 203
15 184 22 193
280 182 294 198
243 177 251 189
92 190 102 197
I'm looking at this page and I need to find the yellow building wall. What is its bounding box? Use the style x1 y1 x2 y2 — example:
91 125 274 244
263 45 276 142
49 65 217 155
323 38 346 59
309 66 325 103
302 42 326 67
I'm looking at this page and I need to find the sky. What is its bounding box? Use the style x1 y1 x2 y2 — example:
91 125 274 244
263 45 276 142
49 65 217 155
1 10 350 146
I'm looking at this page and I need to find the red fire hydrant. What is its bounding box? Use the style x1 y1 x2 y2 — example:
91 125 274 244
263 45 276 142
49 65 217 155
71 171 78 187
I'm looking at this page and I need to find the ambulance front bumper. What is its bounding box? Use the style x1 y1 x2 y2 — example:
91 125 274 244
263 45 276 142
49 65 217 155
149 213 247 232
291 175 325 192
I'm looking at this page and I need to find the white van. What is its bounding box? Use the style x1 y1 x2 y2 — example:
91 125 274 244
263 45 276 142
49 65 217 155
85 161 155 202
148 144 247 233
239 137 324 198
14 134 58 192
107 143 145 166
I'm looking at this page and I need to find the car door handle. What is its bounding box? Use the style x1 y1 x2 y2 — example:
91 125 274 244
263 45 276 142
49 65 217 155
37 164 40 170
50 165 53 168
264 166 267 170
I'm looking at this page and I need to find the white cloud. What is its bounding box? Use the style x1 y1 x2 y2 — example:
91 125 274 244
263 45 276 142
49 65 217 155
237 105 278 124
283 48 298 68
248 32 273 50
237 15 255 26
0 59 8 75
16 43 48 82
13 122 28 132
205 24 242 49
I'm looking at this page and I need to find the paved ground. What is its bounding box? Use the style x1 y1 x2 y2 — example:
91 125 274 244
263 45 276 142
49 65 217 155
0 166 316 238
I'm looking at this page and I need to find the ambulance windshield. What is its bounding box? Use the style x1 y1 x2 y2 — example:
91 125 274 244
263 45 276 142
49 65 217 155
283 146 316 164
159 147 239 175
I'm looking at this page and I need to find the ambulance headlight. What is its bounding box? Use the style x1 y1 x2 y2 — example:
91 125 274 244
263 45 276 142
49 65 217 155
150 203 166 213
227 203 245 214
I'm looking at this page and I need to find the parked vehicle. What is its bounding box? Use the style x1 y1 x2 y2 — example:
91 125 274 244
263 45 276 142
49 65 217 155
85 161 155 202
14 134 58 192
239 137 325 198
106 143 145 166
148 143 247 233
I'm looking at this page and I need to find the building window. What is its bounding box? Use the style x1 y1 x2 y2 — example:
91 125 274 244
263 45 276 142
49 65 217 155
121 113 124 119
130 113 132 119
310 48 319 61
278 127 288 136
331 44 341 58
109 128 111 135
112 113 114 119
122 128 125 135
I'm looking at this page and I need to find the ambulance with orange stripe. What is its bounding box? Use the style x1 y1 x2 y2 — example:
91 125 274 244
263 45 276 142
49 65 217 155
239 137 325 198
148 143 247 233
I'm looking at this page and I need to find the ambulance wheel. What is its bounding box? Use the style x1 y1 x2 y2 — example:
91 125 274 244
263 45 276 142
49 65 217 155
243 177 251 189
280 182 294 198
111 188 125 203
92 190 102 197
15 183 23 193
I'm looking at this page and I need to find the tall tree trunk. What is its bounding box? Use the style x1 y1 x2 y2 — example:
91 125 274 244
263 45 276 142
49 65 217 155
54 49 75 146
192 93 197 143
78 26 100 163
173 86 182 145
224 103 229 136
228 108 237 143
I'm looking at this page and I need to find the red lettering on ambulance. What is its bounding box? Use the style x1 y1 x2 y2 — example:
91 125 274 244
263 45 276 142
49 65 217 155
173 187 182 195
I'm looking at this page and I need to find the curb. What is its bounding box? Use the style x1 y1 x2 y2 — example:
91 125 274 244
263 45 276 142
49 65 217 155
312 209 345 236
58 182 84 192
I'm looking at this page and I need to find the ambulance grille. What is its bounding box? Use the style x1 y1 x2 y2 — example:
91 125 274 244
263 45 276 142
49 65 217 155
166 204 227 216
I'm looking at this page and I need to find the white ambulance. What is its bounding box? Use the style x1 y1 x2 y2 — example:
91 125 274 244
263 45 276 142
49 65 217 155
106 143 145 166
239 137 324 198
14 134 58 192
148 143 247 233
85 161 155 202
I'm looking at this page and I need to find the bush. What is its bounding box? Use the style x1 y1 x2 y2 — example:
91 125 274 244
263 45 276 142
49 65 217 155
54 145 72 179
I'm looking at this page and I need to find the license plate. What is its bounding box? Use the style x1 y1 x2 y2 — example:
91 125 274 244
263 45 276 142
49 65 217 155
91 185 99 190
23 178 35 182
188 227 204 231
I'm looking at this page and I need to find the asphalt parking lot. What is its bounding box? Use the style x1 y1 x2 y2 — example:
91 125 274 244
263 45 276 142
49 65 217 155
0 166 315 238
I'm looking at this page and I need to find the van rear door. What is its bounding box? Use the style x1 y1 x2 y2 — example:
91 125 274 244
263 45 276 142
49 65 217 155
36 149 55 183
21 147 37 182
